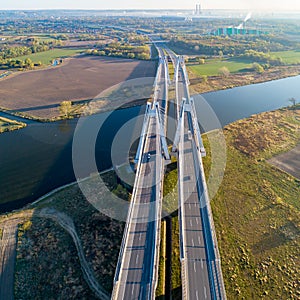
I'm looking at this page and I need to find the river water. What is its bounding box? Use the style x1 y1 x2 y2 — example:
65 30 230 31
1 75 300 212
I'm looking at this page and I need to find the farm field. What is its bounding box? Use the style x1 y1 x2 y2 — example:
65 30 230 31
0 56 156 118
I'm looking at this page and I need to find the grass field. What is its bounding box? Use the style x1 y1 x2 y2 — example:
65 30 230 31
188 58 252 76
271 50 300 64
15 48 85 65
208 106 300 299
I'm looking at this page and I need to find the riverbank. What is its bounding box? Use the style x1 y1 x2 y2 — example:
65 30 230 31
163 104 300 299
0 116 26 134
187 64 300 95
0 168 128 299
1 60 299 124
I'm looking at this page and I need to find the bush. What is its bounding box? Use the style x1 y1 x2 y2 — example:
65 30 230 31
219 66 230 77
252 62 264 73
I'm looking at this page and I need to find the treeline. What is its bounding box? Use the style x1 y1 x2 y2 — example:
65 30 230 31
168 35 291 56
0 58 40 70
0 38 64 60
0 45 49 60
86 43 150 60
240 49 284 66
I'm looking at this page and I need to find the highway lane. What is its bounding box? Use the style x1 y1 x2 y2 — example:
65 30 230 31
112 47 167 299
120 118 160 299
176 56 226 299
180 111 212 300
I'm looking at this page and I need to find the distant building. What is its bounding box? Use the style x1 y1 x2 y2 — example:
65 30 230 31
195 3 201 15
211 27 266 36
211 12 266 36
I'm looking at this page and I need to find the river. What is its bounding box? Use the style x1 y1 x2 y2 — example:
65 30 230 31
1 75 300 212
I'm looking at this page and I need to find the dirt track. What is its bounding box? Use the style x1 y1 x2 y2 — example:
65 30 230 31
38 208 110 300
0 56 156 117
0 219 19 300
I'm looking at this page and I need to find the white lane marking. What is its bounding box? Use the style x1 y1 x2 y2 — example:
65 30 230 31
196 290 199 300
194 262 196 273
198 236 201 245
189 203 191 210
192 238 194 247
136 254 139 265
204 286 207 299
139 233 142 241
201 259 203 269
190 220 192 227
132 285 135 295
196 218 199 225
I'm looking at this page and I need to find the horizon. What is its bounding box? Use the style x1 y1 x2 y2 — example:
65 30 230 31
2 0 300 11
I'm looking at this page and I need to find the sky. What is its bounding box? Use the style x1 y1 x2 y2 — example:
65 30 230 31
1 0 300 11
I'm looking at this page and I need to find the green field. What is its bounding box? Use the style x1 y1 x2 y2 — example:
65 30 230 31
15 48 85 65
188 58 252 76
271 50 300 64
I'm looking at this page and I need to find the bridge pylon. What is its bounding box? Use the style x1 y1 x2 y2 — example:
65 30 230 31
135 101 170 163
134 102 152 163
154 102 170 160
172 98 186 152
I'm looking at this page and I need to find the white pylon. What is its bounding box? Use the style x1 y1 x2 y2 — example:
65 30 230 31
172 98 186 152
154 102 170 160
134 102 152 163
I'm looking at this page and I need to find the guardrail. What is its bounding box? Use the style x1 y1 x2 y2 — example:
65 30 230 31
177 105 190 300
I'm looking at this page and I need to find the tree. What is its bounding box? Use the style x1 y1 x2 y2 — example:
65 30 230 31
288 97 297 107
127 53 135 59
24 58 34 69
198 58 205 64
201 75 208 83
218 66 230 77
218 50 223 60
59 101 72 118
252 62 264 73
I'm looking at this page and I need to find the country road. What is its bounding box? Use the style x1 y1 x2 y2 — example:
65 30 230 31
0 211 33 300
0 219 19 300
0 208 109 300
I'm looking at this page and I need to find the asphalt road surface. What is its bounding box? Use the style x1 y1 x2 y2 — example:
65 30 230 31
113 50 167 299
180 111 212 300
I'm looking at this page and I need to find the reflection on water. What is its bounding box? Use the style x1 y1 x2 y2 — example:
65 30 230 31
0 106 143 212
